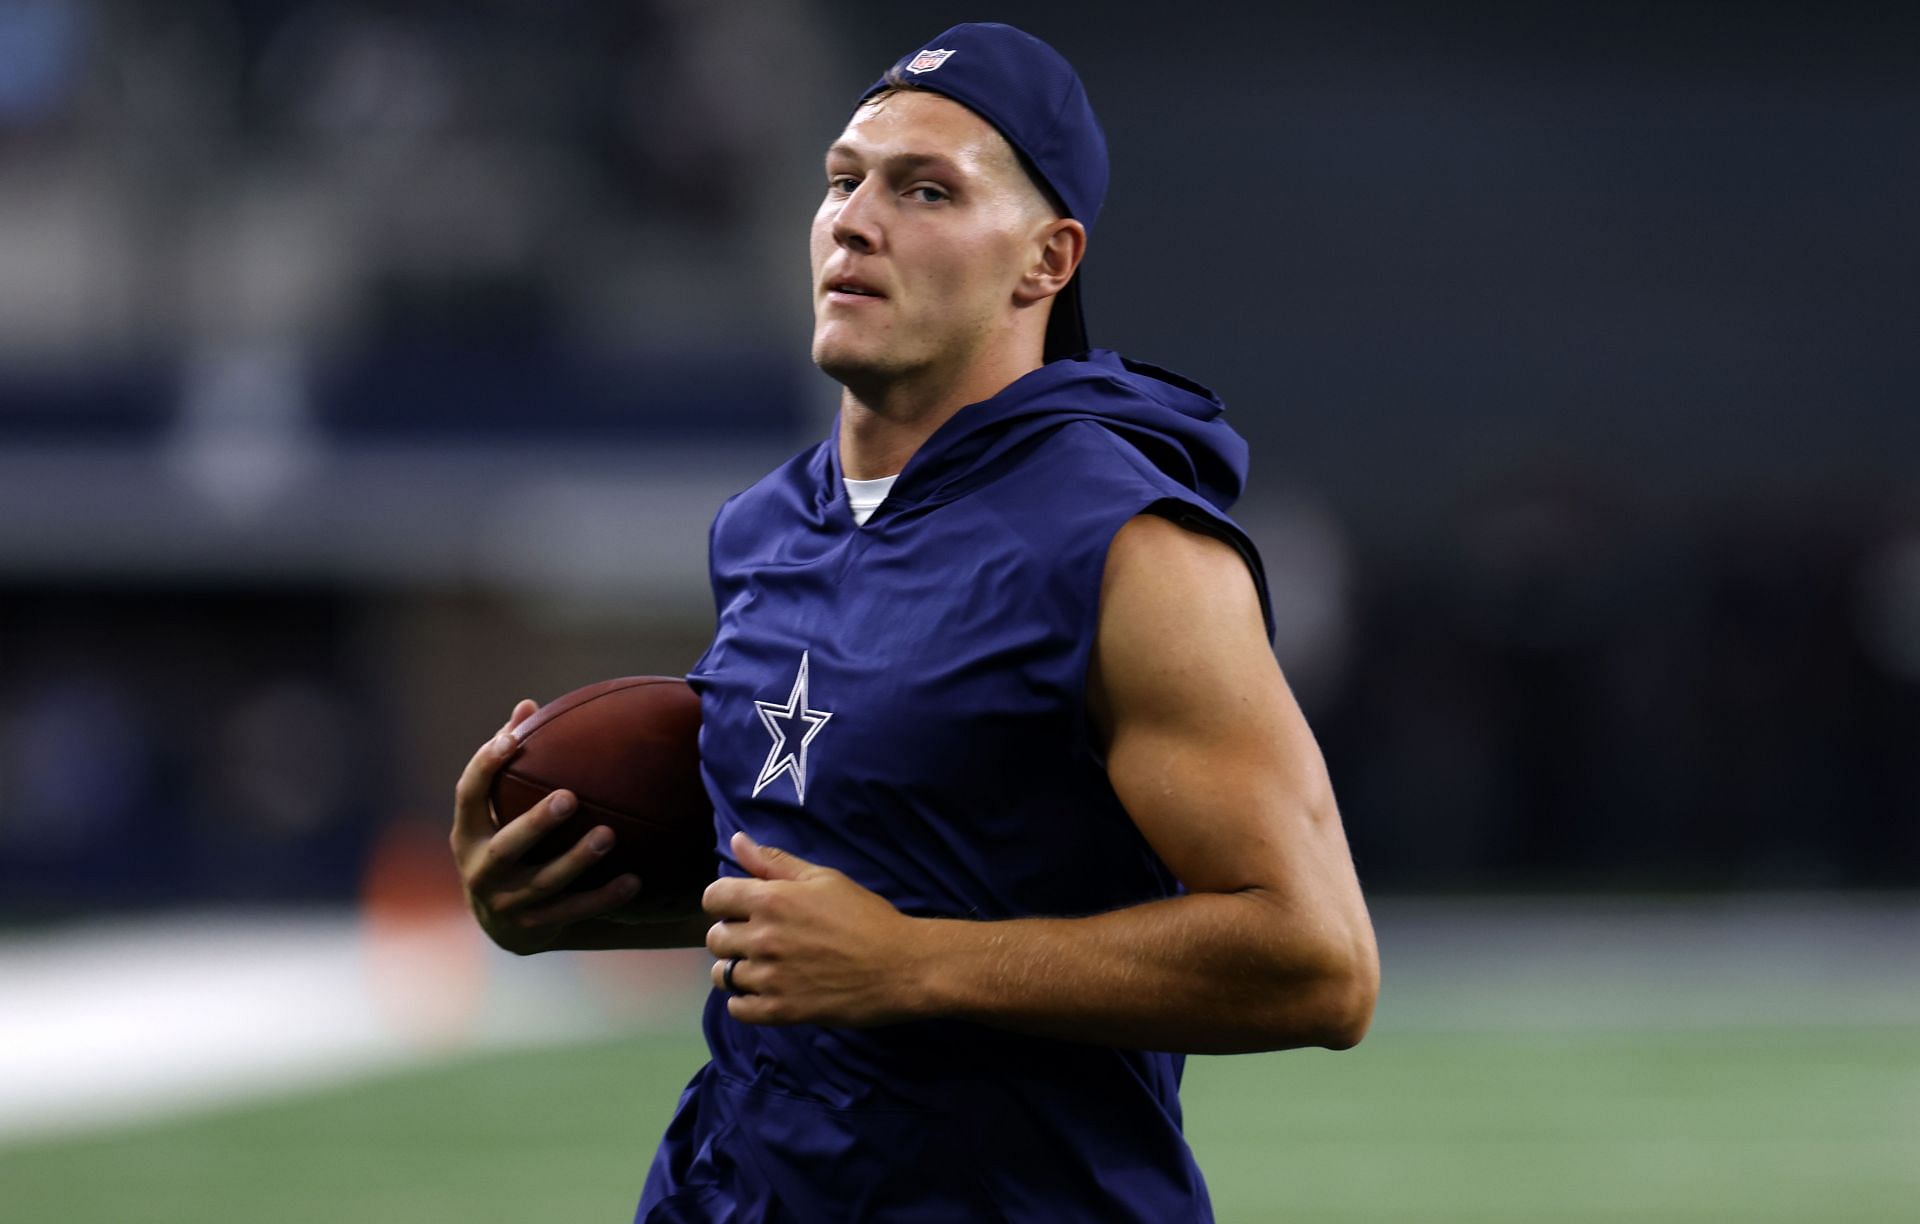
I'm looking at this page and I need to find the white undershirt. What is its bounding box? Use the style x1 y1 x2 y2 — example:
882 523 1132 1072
843 474 898 526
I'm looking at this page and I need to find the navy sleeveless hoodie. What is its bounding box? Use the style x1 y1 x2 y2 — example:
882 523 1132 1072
638 350 1271 1223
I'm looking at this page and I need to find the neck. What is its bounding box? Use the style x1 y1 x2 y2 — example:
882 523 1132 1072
836 348 1042 480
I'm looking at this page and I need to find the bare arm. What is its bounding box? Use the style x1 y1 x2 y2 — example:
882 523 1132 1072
705 514 1378 1053
914 515 1376 1050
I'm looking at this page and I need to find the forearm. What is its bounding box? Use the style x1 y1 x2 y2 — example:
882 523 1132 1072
908 889 1376 1055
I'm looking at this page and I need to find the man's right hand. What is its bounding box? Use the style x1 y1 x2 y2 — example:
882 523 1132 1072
451 700 642 955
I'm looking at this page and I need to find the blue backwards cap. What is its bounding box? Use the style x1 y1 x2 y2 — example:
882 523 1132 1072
858 23 1108 362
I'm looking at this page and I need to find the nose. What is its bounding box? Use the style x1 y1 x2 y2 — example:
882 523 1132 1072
831 180 882 255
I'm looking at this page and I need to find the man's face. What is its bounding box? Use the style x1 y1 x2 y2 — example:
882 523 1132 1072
811 89 1052 388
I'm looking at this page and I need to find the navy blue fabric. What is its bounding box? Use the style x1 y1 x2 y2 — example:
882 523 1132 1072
637 351 1267 1222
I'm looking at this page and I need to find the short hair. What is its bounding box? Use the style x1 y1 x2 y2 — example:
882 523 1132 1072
865 72 1069 220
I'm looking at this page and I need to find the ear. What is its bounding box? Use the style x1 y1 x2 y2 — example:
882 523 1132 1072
1013 217 1087 307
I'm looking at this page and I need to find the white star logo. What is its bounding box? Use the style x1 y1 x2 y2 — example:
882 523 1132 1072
751 651 834 803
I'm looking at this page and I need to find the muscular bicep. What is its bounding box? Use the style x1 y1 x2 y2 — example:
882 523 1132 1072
1089 514 1349 901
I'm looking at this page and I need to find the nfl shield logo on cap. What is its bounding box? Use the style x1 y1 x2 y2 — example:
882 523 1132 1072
906 47 955 74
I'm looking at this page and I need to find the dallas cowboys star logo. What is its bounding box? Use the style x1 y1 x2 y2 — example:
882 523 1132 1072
752 651 834 803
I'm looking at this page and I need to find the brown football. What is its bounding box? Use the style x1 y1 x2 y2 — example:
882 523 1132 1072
489 676 713 923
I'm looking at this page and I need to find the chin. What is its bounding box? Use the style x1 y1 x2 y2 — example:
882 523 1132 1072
812 331 913 390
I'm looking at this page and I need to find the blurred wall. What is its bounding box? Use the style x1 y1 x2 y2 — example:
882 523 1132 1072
1 0 1915 914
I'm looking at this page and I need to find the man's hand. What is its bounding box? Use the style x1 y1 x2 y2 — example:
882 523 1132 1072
450 700 641 955
703 831 925 1026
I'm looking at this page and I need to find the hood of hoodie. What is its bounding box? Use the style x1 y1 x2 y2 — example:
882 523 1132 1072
833 350 1250 515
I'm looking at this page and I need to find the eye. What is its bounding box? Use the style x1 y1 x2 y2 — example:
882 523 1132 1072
828 175 860 195
909 185 949 204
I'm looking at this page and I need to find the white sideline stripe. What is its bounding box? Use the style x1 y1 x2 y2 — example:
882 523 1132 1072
0 911 694 1145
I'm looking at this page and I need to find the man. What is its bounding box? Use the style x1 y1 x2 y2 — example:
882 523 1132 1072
452 22 1377 1221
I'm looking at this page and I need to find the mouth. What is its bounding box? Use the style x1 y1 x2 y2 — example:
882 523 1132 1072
824 280 887 303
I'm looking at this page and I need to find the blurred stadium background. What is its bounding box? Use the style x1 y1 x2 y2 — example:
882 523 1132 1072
0 1 1914 1220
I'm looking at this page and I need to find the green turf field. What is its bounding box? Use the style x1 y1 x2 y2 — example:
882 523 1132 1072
4 1022 1915 1222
